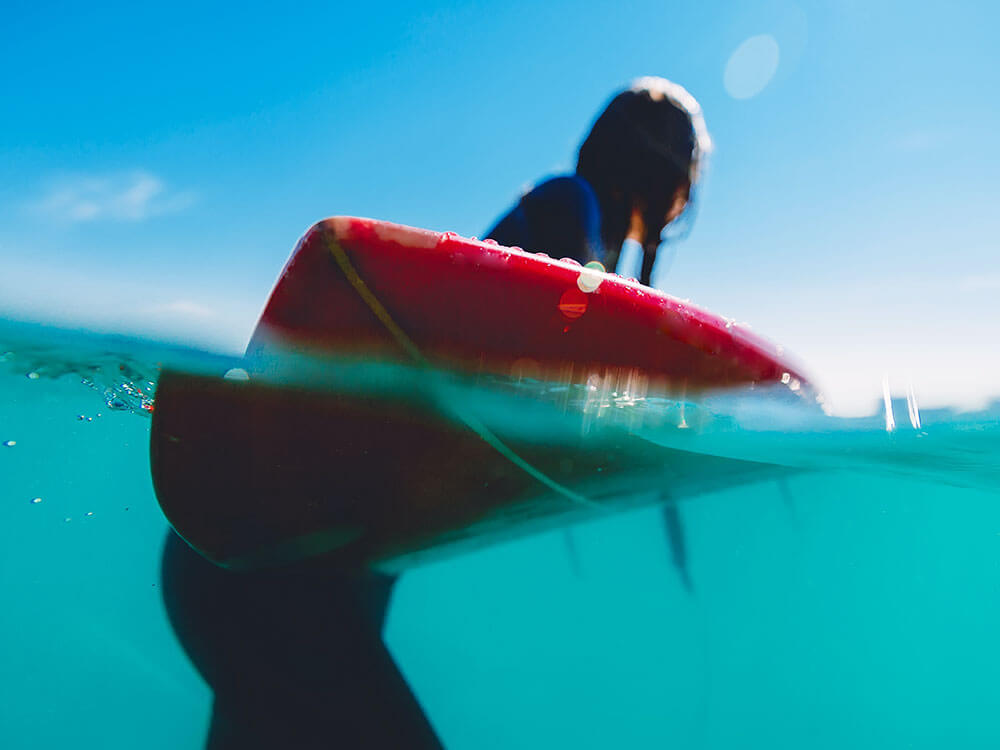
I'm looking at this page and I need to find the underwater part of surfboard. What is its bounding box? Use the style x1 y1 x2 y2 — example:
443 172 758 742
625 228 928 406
150 217 813 571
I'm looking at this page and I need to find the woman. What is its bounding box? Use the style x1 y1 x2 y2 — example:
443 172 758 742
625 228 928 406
160 77 710 750
487 76 711 286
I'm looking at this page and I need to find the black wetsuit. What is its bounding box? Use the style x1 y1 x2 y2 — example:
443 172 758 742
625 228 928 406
161 533 442 749
486 175 605 264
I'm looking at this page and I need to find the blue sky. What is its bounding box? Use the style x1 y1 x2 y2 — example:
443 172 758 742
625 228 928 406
2 0 998 414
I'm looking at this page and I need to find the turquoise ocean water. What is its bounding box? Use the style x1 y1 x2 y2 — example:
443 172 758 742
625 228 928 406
2 319 999 749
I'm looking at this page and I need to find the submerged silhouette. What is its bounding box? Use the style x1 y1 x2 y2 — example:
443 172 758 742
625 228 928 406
162 533 443 749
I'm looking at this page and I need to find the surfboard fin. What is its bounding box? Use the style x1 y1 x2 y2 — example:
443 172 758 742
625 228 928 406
563 529 584 578
777 478 798 525
660 495 693 594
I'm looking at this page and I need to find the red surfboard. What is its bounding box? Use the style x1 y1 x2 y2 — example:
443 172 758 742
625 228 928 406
151 217 811 570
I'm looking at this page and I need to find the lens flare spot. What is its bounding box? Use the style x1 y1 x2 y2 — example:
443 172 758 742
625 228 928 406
724 34 780 100
558 288 588 319
577 261 605 293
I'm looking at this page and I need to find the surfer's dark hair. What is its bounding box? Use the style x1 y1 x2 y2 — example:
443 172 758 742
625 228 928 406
576 77 711 258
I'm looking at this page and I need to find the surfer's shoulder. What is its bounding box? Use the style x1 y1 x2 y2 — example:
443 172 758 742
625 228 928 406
515 175 601 263
524 175 598 213
518 175 600 235
484 175 601 263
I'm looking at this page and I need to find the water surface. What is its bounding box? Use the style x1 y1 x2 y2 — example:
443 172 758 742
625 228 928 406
2 319 998 749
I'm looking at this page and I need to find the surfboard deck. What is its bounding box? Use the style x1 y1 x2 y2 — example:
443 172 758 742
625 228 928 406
150 217 811 570
247 217 807 389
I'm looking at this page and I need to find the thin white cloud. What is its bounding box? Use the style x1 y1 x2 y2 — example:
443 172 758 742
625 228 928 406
0 257 257 353
892 131 936 152
143 299 218 319
962 273 1000 291
32 171 195 222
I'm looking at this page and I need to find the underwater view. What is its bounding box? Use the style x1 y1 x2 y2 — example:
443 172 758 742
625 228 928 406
2 318 998 748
